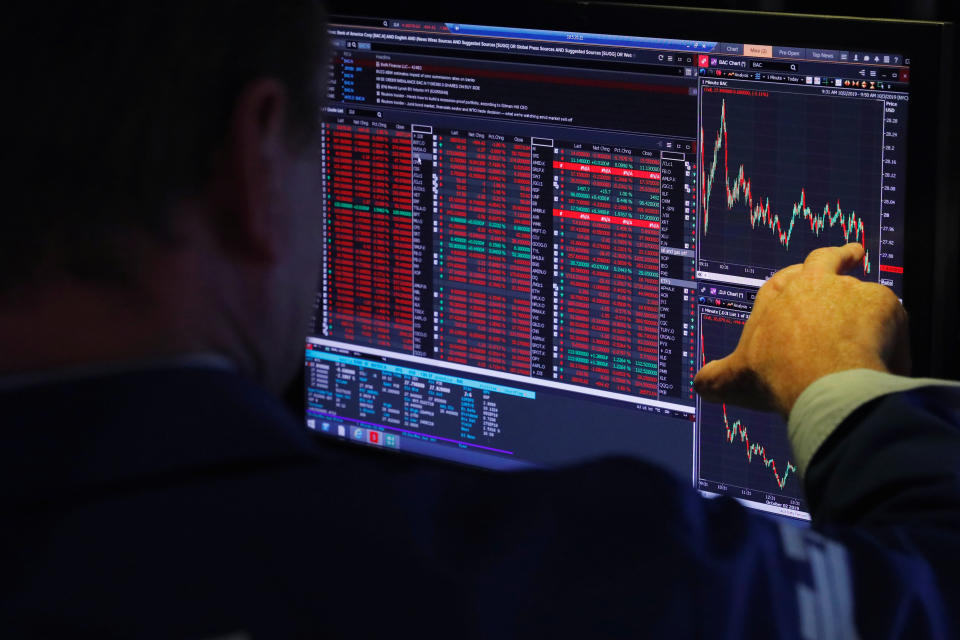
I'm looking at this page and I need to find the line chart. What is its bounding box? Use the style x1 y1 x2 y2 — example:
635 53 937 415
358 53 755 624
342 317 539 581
707 354 797 491
697 86 884 278
697 308 806 510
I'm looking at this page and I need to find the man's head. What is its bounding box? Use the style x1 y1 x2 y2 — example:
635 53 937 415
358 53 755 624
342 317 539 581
4 1 328 390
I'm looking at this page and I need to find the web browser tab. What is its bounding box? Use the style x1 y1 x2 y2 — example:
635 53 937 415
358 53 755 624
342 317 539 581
718 43 743 55
744 44 772 57
809 49 840 61
773 46 804 59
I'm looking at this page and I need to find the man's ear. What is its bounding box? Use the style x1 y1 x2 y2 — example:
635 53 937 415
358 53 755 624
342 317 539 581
205 78 290 262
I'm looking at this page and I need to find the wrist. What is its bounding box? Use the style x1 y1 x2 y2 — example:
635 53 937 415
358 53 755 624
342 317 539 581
771 356 889 418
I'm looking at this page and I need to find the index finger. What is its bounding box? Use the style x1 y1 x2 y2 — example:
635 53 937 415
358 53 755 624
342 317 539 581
803 242 866 275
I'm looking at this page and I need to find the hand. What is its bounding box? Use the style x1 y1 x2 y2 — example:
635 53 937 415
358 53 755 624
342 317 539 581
694 243 910 418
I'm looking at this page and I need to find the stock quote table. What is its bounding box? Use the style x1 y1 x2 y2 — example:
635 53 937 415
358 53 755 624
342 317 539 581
320 119 698 405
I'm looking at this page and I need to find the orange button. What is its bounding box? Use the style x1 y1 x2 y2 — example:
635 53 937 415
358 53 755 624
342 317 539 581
743 44 772 58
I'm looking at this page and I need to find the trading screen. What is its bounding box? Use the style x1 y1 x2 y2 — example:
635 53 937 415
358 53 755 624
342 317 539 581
305 17 909 520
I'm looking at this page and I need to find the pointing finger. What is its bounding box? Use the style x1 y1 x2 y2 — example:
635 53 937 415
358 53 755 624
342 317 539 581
803 242 866 275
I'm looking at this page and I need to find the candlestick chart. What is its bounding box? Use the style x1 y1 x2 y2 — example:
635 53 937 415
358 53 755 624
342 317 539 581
698 87 883 276
697 309 806 510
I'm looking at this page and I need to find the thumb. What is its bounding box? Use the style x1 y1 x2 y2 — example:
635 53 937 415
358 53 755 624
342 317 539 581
694 355 740 403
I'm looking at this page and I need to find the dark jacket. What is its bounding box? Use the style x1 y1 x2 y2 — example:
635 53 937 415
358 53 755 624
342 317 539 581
3 368 958 638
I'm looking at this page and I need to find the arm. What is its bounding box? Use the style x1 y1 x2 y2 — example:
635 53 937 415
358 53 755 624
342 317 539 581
802 383 960 638
789 369 960 477
691 244 960 637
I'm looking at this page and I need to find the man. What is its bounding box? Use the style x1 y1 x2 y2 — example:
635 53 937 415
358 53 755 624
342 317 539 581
3 2 959 637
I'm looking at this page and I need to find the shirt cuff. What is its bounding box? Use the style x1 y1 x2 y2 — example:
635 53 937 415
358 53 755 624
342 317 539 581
787 369 960 476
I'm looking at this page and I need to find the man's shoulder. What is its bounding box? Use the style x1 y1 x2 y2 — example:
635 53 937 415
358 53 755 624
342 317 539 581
0 367 385 635
1 367 322 504
1 364 474 521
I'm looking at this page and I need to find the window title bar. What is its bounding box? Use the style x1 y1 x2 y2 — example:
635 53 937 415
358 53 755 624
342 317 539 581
445 23 717 52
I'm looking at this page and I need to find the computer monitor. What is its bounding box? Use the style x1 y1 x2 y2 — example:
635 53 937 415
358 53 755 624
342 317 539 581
304 1 954 520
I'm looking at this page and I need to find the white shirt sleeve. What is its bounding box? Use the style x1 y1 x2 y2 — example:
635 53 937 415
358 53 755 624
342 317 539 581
787 369 960 476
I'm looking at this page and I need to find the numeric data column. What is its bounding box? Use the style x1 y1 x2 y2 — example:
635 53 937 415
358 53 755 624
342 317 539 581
325 120 414 353
505 138 532 375
552 143 660 398
435 130 533 374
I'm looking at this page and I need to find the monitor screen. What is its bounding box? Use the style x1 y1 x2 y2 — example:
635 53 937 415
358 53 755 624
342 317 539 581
304 6 919 520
